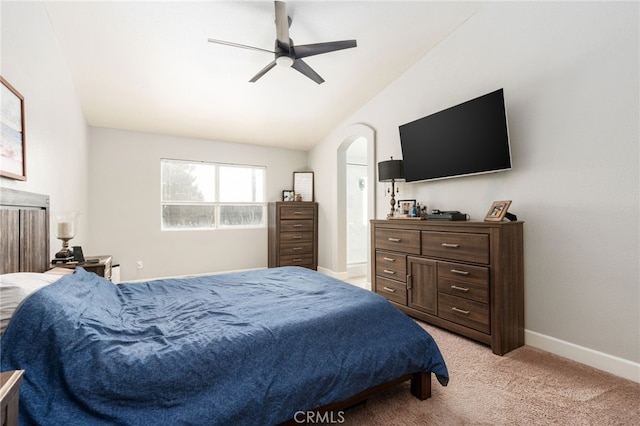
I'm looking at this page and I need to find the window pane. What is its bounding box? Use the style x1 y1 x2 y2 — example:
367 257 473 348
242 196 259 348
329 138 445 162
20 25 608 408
219 166 264 202
219 205 264 227
162 160 215 202
162 204 215 229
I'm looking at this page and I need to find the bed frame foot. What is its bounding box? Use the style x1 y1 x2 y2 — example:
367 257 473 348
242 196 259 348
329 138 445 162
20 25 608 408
410 371 431 400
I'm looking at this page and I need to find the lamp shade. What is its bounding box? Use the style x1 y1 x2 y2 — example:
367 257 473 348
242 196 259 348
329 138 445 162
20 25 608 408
378 159 405 182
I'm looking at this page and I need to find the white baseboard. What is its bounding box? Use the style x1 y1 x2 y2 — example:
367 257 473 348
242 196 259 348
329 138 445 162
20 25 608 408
525 330 640 383
317 266 348 281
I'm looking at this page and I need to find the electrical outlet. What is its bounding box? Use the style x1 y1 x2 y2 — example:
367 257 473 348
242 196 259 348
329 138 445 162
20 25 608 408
136 261 143 269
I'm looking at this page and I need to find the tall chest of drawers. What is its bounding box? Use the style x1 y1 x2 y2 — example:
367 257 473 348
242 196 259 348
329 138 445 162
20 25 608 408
268 202 318 270
371 219 524 355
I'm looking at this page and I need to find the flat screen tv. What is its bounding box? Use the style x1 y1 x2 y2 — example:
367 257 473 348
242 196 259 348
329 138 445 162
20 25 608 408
399 89 511 183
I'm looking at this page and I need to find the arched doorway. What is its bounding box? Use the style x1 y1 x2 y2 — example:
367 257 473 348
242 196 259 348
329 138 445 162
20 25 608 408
337 125 375 288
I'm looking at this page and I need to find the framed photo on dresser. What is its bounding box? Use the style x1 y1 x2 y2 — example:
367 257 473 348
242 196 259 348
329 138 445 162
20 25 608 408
484 200 512 222
293 172 314 202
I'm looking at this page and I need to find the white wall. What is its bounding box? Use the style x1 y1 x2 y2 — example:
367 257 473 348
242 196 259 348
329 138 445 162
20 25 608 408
0 1 89 256
88 127 307 281
310 2 639 378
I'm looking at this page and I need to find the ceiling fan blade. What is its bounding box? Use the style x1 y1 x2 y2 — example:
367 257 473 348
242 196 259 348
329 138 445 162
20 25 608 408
274 1 291 51
293 40 357 59
291 59 324 84
249 60 278 83
208 38 274 54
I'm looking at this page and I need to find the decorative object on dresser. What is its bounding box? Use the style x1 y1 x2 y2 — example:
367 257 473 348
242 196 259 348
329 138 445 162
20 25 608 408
52 211 79 263
0 370 24 426
51 255 113 281
378 157 405 218
293 171 314 202
484 200 512 222
268 202 318 270
282 190 295 202
0 188 49 274
371 219 524 355
0 77 26 181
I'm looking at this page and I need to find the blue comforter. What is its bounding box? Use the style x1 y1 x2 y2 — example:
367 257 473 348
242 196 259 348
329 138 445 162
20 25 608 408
1 267 448 425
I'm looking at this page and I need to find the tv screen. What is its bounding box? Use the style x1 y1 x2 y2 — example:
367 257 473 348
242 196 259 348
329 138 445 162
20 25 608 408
399 89 511 183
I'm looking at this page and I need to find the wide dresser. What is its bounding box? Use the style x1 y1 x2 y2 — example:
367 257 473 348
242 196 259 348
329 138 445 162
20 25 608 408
268 202 318 270
371 219 524 355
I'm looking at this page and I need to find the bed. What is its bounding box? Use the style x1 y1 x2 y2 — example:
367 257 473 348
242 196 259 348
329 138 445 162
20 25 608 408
0 188 448 425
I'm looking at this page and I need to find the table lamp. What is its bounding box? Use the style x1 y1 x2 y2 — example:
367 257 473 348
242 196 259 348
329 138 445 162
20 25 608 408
53 212 78 262
378 157 405 218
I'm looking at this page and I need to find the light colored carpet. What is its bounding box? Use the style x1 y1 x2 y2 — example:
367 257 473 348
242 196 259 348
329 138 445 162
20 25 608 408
341 322 640 425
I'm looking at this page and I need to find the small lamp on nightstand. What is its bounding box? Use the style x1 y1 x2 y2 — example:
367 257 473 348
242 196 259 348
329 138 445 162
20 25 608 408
378 157 405 218
53 212 78 263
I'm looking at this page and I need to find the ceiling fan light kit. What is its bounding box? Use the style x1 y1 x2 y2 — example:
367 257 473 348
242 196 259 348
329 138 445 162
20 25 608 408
275 55 294 67
208 1 357 84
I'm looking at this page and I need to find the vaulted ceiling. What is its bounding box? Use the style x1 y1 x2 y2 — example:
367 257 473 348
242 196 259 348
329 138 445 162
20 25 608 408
44 1 484 150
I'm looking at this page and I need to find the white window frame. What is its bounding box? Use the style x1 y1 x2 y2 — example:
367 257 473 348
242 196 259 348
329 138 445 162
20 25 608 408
161 159 266 231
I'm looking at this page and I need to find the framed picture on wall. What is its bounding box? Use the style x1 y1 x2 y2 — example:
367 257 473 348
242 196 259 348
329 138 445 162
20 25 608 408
0 77 26 180
293 171 314 202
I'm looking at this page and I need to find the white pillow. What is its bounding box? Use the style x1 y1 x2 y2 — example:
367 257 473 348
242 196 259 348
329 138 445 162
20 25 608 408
0 272 62 335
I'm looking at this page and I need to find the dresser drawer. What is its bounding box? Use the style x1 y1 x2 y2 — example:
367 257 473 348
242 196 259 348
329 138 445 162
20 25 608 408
279 205 315 220
279 231 313 243
438 293 490 334
376 276 407 305
438 261 489 286
280 242 313 256
375 251 406 282
279 254 314 267
422 231 489 264
280 219 314 232
438 277 489 304
375 228 421 254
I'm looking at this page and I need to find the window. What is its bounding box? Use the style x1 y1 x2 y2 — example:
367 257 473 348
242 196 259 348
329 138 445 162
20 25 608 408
161 159 265 230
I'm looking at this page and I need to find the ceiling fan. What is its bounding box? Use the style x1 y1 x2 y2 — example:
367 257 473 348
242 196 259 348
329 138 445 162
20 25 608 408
207 1 357 84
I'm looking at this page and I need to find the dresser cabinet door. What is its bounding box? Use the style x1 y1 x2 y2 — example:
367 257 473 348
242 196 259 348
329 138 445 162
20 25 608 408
407 256 438 316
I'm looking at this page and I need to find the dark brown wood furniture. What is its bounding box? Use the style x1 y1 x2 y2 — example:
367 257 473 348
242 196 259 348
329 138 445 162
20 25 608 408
371 219 524 355
268 202 318 270
0 188 49 274
0 370 24 426
52 255 113 280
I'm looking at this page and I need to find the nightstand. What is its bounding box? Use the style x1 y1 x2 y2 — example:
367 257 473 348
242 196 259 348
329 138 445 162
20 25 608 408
51 255 113 281
1 370 24 426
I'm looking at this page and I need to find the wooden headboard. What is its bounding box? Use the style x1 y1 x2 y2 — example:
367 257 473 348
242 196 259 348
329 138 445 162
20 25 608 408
0 188 50 274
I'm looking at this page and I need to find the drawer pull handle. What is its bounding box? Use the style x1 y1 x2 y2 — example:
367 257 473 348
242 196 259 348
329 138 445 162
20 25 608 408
292 235 303 239
293 258 303 262
383 286 397 293
388 237 401 242
452 307 470 315
294 211 303 215
383 257 395 262
293 224 303 227
383 269 396 275
451 285 470 292
292 247 302 250
442 243 460 248
451 269 469 275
